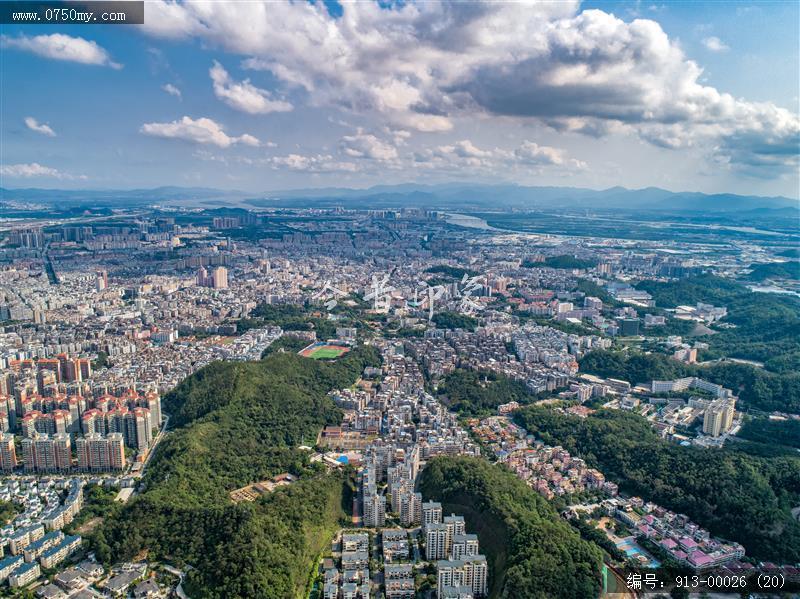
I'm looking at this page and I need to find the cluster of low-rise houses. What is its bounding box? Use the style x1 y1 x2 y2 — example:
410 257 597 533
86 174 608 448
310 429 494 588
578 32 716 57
471 410 750 574
605 496 746 570
468 416 619 500
0 477 83 590
401 322 609 394
0 477 181 595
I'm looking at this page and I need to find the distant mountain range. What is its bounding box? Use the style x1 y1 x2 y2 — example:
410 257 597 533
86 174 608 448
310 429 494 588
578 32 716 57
1 183 798 214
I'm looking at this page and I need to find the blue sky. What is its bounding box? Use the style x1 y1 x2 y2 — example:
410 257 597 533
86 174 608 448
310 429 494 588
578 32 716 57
1 0 798 197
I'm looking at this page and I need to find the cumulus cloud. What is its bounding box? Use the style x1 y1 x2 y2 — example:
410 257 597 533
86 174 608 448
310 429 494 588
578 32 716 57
514 141 568 165
0 163 86 180
417 139 585 173
1 33 121 68
702 36 729 52
384 128 412 146
141 1 570 131
140 116 260 148
444 140 493 159
162 83 182 99
137 1 798 177
24 117 55 137
210 61 292 114
341 130 399 160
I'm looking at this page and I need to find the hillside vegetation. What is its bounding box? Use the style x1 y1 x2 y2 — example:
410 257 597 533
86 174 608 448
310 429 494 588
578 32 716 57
746 260 800 282
418 456 603 599
738 417 800 449
93 347 380 598
636 274 800 373
434 369 548 416
514 406 800 563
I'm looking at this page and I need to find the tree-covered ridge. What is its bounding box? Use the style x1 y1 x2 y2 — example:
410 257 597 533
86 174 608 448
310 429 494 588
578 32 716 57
435 369 546 417
579 349 800 413
425 265 479 279
94 346 380 598
738 417 800 449
514 406 800 563
418 456 604 599
544 255 598 269
746 260 800 281
636 274 800 373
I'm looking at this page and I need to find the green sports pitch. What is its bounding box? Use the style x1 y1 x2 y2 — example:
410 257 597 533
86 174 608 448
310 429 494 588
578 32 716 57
299 343 350 359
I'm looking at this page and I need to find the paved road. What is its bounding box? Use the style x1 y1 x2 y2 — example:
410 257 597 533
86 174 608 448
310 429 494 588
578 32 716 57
132 414 170 478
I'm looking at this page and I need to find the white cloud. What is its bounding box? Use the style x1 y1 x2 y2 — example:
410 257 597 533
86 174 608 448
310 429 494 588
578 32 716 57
0 163 85 180
340 130 398 160
418 139 585 172
514 141 566 165
1 33 121 69
137 1 798 177
210 61 292 114
514 141 587 169
424 140 496 169
141 1 570 131
24 117 55 137
162 83 182 99
702 36 729 52
384 128 412 146
140 116 260 148
446 140 492 159
237 134 261 147
268 153 358 172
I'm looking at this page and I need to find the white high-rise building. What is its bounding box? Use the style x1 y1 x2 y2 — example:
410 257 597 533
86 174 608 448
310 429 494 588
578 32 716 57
702 398 736 437
212 266 228 289
426 524 448 560
423 501 442 526
0 433 17 472
437 556 488 598
362 492 386 528
399 491 422 526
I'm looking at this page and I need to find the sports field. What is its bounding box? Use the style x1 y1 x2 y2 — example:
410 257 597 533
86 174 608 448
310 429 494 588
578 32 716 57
299 342 350 360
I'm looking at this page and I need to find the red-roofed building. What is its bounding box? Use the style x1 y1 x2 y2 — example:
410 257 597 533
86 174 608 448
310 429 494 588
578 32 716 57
688 550 714 570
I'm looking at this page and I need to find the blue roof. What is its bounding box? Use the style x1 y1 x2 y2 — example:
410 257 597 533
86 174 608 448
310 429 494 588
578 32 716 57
12 561 38 575
26 531 62 552
41 536 81 560
0 555 23 569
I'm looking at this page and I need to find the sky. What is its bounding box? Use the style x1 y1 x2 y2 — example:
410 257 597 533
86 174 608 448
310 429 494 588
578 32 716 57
1 0 799 197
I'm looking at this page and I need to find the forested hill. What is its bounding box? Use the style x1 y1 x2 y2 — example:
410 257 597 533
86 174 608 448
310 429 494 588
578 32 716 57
635 274 800 374
92 346 380 598
514 406 800 563
418 456 604 599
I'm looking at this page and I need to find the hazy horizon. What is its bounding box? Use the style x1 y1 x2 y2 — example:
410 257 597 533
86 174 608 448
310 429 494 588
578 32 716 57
2 180 799 201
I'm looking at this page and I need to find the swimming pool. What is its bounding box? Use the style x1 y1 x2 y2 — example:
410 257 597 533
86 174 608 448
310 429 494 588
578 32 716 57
615 538 661 568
